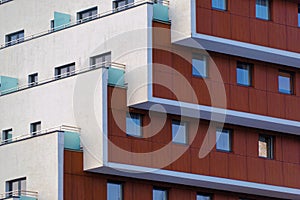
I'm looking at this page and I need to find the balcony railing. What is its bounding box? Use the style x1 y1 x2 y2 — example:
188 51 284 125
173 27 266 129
0 0 169 49
0 190 38 200
0 61 125 96
0 125 80 146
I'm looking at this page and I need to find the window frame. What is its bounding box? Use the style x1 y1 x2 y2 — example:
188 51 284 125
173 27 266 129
171 120 188 145
212 0 227 11
5 30 24 46
90 52 111 69
77 7 98 22
126 112 143 137
2 128 12 143
30 121 41 135
192 55 208 78
54 63 75 79
107 181 123 200
28 73 38 87
216 128 232 152
196 193 212 200
113 0 133 11
6 177 26 197
256 0 271 20
153 187 168 200
278 70 294 95
258 134 274 159
236 61 253 87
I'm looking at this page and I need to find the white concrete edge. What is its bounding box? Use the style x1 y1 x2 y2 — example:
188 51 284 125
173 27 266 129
103 68 109 166
147 3 153 100
57 131 64 200
106 162 300 199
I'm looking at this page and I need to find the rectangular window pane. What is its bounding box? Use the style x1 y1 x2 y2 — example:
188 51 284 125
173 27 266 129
256 0 269 20
6 178 26 197
237 62 252 86
28 73 38 86
278 71 293 94
126 113 142 137
192 57 207 78
78 7 98 22
2 129 12 142
216 129 231 152
30 121 41 135
6 30 24 46
91 53 111 68
55 63 75 78
172 120 187 144
153 188 167 200
107 182 122 200
197 194 211 200
212 0 226 10
259 135 273 159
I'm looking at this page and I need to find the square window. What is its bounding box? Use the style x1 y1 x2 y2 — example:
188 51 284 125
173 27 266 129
30 121 41 135
28 73 38 87
2 129 12 143
153 188 167 200
107 182 122 200
212 0 226 10
126 113 142 137
77 7 97 22
197 193 211 200
256 0 270 20
55 63 75 79
5 30 24 46
172 120 187 144
278 71 294 94
90 53 111 68
259 135 273 159
6 178 26 197
192 56 207 78
216 129 232 152
236 62 252 86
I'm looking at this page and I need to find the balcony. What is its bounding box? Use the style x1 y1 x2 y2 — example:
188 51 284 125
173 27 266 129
153 0 169 22
0 76 18 95
0 190 38 200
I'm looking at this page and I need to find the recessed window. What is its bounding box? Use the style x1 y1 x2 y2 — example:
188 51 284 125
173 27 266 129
256 0 270 20
212 0 227 10
126 113 142 137
216 128 232 152
259 135 274 159
90 53 111 68
172 120 187 144
30 121 41 135
28 73 38 87
278 70 294 94
113 0 133 11
6 178 26 197
298 4 300 27
0 0 13 5
197 193 211 200
5 30 24 46
107 182 122 200
153 188 167 200
55 63 75 79
2 129 12 143
192 56 208 78
77 7 97 22
236 62 252 86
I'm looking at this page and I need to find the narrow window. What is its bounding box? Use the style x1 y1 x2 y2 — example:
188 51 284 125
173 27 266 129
278 70 294 94
28 73 38 87
259 135 274 159
5 30 24 46
113 0 133 11
77 7 98 22
256 0 270 20
2 129 12 143
216 128 232 152
90 52 111 68
212 0 227 10
55 63 75 79
236 62 252 86
126 113 142 137
107 182 122 200
50 20 55 31
153 188 167 200
298 4 300 27
6 178 26 197
192 55 208 78
172 120 187 144
30 121 41 135
197 193 212 200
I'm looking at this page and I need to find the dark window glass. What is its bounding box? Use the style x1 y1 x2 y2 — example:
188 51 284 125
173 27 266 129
237 62 252 86
212 0 226 10
90 53 111 68
197 193 211 200
256 0 270 20
2 129 12 143
55 63 75 79
5 30 24 46
113 0 133 11
30 121 41 135
28 73 38 86
216 129 232 152
259 135 274 159
77 7 97 22
172 120 187 144
107 182 122 200
153 188 167 200
278 71 294 94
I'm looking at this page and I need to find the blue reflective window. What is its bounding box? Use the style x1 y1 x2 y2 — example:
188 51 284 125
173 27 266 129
197 193 211 200
107 182 122 200
192 57 207 78
126 113 142 137
172 120 187 144
212 0 227 10
216 129 231 152
256 0 270 20
237 62 252 86
153 188 167 200
278 71 293 94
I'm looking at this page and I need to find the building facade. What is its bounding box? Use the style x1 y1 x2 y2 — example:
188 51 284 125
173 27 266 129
0 0 300 199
